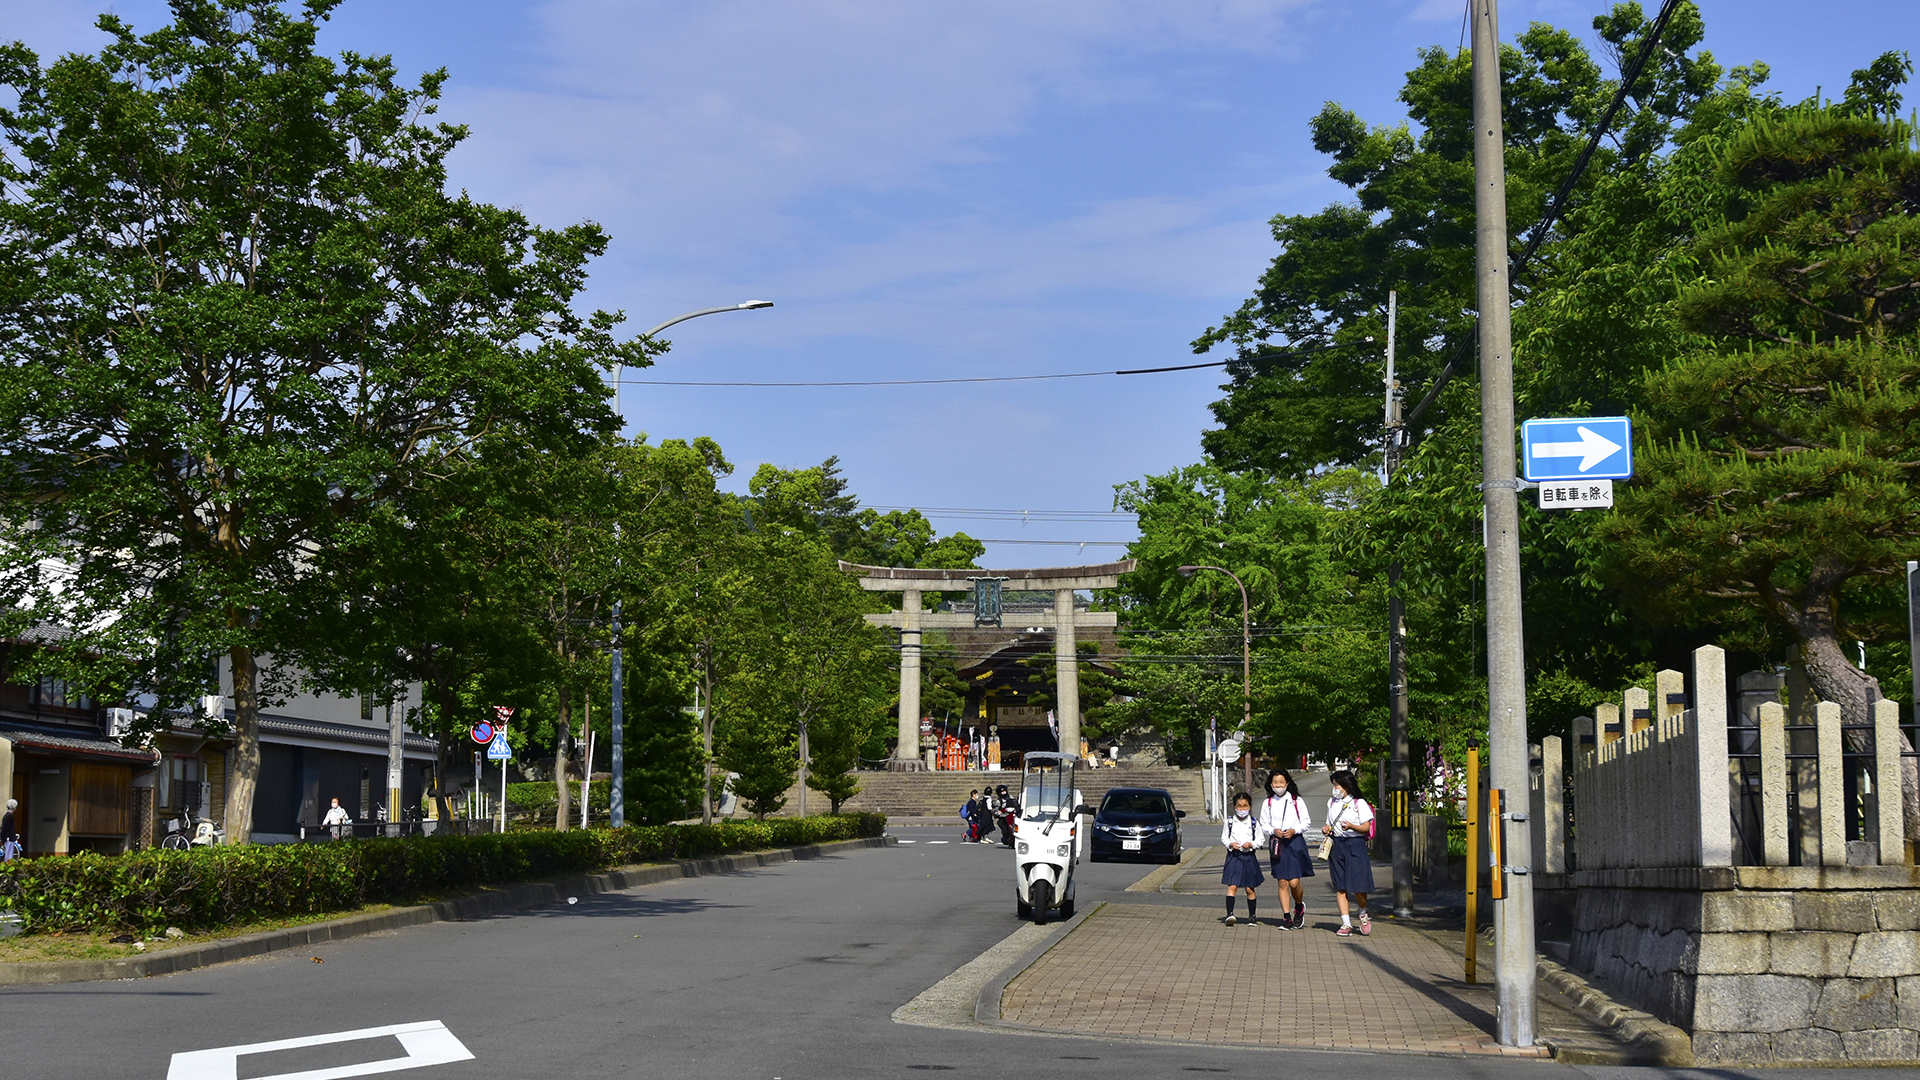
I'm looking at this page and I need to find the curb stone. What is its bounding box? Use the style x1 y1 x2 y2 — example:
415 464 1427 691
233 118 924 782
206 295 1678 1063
0 835 893 987
1410 922 1693 1066
974 902 1100 1026
1533 954 1694 1066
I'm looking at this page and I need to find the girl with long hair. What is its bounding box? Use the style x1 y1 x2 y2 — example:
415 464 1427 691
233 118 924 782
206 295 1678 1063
1322 769 1376 937
1259 769 1313 929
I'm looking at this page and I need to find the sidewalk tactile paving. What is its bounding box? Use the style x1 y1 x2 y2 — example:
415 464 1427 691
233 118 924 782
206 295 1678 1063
1000 901 1547 1057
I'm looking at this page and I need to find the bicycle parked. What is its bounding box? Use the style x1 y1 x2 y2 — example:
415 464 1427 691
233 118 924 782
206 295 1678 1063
160 808 224 850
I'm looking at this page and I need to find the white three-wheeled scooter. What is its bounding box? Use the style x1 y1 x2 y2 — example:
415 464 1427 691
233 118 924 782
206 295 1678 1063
1012 751 1090 924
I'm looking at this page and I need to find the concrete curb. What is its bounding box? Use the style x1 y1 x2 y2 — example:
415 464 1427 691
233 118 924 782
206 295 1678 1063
1533 954 1695 1067
1408 922 1694 1066
0 835 893 987
974 902 1100 1025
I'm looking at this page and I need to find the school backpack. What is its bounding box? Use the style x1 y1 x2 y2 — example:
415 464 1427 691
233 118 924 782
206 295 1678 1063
959 802 973 820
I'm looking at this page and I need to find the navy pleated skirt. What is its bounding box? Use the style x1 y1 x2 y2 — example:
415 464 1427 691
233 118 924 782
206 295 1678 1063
1328 835 1374 894
1221 849 1265 888
1270 833 1315 880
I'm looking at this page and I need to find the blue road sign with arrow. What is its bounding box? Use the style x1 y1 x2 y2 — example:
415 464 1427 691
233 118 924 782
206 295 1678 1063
1521 416 1632 482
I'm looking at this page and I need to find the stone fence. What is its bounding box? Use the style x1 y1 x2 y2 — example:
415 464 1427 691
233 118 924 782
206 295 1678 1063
1535 643 1920 1065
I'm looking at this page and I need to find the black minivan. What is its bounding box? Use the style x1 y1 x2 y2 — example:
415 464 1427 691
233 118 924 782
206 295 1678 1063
1089 786 1184 863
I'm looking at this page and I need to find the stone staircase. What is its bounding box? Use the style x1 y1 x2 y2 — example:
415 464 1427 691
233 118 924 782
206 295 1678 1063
770 764 1206 819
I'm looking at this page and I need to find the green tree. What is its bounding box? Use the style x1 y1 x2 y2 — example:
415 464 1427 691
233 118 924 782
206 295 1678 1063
1596 98 1920 830
0 1 636 841
714 530 891 818
1194 4 1716 476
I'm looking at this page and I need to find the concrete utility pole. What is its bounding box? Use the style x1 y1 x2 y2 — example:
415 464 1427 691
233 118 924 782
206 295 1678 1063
1471 0 1536 1046
385 699 404 836
1383 292 1413 918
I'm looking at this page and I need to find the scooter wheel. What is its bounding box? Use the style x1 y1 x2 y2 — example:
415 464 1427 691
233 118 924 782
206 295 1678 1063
1029 881 1052 926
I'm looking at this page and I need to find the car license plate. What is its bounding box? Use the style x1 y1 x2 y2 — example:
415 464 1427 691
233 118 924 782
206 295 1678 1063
1122 839 1141 851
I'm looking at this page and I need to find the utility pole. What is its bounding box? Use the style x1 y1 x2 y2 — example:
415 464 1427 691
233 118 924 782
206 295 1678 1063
385 698 404 837
609 594 625 828
1471 0 1535 1046
1383 291 1413 918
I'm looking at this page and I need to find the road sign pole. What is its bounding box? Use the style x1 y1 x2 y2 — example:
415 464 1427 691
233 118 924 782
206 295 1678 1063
1472 0 1535 1046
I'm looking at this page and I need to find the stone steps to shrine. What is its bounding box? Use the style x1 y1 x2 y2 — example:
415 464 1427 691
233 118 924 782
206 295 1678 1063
766 763 1205 819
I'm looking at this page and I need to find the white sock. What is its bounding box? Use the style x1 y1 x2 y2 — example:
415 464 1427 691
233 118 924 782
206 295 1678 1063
1341 915 1352 927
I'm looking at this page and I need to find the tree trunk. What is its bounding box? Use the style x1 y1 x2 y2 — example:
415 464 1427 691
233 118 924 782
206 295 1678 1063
1794 624 1920 840
226 643 262 845
431 683 463 833
554 683 572 832
796 719 809 819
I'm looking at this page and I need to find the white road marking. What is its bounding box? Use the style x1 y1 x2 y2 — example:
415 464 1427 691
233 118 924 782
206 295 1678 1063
896 839 917 844
926 840 950 844
167 1019 474 1080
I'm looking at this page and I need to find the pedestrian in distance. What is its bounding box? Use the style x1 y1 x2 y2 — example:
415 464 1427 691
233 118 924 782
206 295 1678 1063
322 796 352 841
1219 790 1267 926
1259 769 1313 930
1 798 20 860
1321 769 1376 937
960 789 980 842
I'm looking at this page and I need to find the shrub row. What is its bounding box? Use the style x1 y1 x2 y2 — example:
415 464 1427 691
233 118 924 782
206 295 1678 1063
0 813 886 933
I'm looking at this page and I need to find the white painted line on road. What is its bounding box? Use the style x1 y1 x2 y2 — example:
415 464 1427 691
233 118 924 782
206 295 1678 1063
167 1019 474 1080
926 840 950 844
896 839 917 844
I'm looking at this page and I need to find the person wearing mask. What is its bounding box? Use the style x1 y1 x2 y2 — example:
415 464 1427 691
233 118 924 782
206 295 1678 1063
1259 769 1313 930
1321 769 1376 936
322 796 352 841
1219 791 1268 926
1 798 19 860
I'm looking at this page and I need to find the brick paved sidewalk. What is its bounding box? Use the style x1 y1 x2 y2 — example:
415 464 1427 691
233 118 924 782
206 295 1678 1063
998 846 1552 1057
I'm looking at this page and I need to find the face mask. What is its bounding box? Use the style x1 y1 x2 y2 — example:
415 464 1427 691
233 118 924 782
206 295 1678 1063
1236 808 1250 819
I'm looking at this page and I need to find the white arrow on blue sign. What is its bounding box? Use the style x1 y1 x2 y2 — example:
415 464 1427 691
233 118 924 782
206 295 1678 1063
1521 415 1633 482
486 733 512 761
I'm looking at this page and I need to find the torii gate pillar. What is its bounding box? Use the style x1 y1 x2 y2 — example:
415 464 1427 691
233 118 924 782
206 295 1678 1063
840 560 1135 769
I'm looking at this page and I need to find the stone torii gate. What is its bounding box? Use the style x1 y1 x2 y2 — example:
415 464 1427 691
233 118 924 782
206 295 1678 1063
840 560 1135 769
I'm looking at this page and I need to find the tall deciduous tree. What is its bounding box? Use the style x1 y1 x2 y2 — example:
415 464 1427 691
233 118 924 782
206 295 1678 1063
0 1 635 841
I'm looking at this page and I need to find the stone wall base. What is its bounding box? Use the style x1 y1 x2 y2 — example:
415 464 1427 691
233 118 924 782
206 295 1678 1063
1561 866 1920 1065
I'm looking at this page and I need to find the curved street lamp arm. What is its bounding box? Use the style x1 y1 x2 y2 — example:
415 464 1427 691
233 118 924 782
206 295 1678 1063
646 300 773 338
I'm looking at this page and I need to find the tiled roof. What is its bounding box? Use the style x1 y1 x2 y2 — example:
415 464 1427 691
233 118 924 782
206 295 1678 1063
0 721 157 764
257 713 436 754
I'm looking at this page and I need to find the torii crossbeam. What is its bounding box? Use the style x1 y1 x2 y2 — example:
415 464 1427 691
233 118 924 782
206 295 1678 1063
839 560 1135 770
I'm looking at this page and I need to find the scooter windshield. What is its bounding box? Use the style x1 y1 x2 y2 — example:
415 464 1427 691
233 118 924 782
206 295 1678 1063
1022 765 1073 822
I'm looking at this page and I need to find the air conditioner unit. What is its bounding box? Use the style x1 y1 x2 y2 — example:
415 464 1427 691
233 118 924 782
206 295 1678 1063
107 707 137 739
201 695 224 722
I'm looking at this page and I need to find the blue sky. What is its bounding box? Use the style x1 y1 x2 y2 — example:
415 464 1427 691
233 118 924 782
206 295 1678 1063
8 1 1918 566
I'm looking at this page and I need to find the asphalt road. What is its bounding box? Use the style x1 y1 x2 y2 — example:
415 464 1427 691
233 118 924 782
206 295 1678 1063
0 818 1880 1079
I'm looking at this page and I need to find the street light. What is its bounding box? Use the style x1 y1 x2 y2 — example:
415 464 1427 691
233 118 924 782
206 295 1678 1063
609 300 773 830
1178 564 1253 797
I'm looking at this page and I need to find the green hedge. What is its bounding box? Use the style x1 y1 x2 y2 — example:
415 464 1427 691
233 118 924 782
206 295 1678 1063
0 813 886 934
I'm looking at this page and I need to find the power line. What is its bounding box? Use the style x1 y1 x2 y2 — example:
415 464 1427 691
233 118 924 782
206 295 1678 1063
615 340 1369 388
972 539 1131 546
865 505 1136 521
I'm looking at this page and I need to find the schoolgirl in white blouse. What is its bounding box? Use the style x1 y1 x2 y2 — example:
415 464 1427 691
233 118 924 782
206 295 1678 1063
1322 769 1377 936
1259 769 1314 930
1218 791 1268 926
